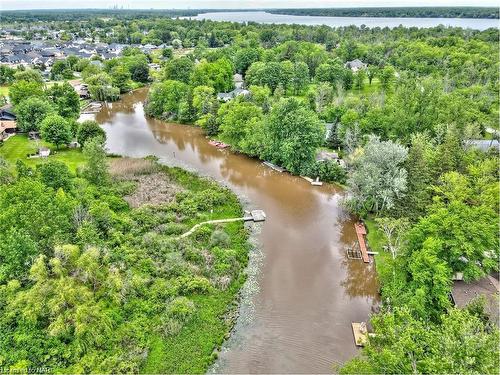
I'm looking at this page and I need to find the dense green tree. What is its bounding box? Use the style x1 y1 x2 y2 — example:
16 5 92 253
14 97 54 132
50 59 73 80
162 57 195 84
37 161 72 191
77 120 106 146
0 157 13 185
264 98 324 174
347 136 408 215
379 65 396 91
341 307 499 374
85 73 120 101
217 100 264 153
234 48 261 75
0 178 75 252
40 114 72 149
145 80 189 119
14 69 43 83
190 58 233 92
82 137 109 185
192 86 216 116
290 61 309 95
111 65 132 93
0 65 15 84
47 82 80 119
9 80 44 105
406 171 499 282
354 69 366 90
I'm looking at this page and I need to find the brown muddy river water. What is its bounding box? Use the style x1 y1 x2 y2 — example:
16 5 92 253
93 88 379 373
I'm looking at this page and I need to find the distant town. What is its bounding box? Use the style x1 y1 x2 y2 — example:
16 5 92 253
1 29 166 74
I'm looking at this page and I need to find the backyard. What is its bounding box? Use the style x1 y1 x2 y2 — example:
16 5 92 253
0 134 87 172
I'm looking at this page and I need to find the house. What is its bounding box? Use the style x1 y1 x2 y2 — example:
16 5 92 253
40 48 58 58
1 54 26 65
466 139 499 152
217 88 250 102
0 121 17 141
451 274 499 327
233 73 244 89
344 59 367 72
0 105 16 121
316 150 346 168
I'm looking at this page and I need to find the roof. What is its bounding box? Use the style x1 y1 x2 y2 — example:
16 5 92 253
316 150 339 161
451 275 499 327
466 139 499 152
345 59 367 69
0 121 17 132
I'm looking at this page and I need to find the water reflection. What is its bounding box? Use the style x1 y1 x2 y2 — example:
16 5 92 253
96 88 380 373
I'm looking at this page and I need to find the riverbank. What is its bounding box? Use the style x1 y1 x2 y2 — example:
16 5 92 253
0 130 256 373
95 88 380 372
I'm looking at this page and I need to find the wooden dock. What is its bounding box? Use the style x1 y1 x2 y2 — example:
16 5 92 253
178 210 266 239
354 222 370 263
351 322 368 346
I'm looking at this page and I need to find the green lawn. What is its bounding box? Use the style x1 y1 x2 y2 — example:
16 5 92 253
0 86 9 98
365 217 392 286
0 134 87 172
349 77 382 96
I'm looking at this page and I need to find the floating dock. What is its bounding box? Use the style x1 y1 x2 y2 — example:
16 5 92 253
354 222 370 263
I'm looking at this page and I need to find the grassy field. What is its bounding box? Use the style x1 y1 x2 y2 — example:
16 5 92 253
0 134 87 172
0 86 9 98
364 217 392 286
349 77 382 96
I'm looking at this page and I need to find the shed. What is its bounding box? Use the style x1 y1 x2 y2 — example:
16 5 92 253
38 147 51 157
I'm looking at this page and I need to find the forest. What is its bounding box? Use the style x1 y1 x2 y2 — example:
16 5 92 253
1 7 499 23
0 11 499 374
270 7 500 19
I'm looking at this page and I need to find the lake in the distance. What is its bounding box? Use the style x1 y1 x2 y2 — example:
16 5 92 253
184 11 499 30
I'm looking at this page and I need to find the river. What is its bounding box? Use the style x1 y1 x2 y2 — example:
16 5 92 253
93 88 379 373
184 11 498 30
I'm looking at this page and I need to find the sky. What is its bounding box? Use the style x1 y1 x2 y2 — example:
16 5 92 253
1 0 498 10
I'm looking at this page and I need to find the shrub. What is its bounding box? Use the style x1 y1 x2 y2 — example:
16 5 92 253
77 120 106 146
209 230 231 248
167 296 196 322
177 275 212 295
306 160 347 184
